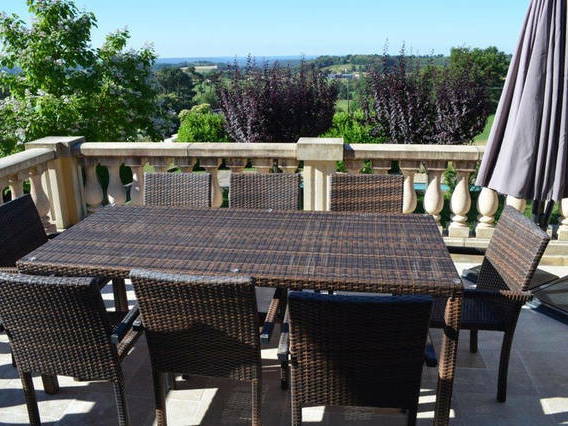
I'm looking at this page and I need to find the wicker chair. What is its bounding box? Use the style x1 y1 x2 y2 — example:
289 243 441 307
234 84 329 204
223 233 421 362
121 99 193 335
329 174 404 213
144 172 211 207
0 194 49 273
286 292 432 426
230 173 301 210
0 272 141 426
431 206 550 402
129 270 262 426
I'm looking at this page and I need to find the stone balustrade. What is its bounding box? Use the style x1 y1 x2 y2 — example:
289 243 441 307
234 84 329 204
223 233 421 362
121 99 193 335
0 136 566 263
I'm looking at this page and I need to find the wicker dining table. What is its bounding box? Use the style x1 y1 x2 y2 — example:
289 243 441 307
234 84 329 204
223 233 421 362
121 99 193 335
18 205 463 425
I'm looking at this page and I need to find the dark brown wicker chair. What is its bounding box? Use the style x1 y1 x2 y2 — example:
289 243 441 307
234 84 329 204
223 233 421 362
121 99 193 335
144 172 211 207
329 174 404 213
287 292 432 426
129 269 262 426
230 173 301 210
0 194 48 272
431 206 550 402
0 272 141 426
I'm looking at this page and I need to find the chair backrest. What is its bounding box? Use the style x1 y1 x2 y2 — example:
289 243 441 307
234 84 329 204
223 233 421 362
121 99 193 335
0 273 119 380
288 292 432 410
329 174 404 213
144 172 211 207
130 270 261 381
478 206 550 292
230 173 301 210
0 194 48 267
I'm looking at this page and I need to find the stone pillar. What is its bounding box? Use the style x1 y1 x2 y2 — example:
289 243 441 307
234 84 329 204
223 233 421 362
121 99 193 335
448 161 476 238
475 188 499 239
297 138 343 211
200 157 223 208
278 159 299 174
84 159 104 213
423 160 447 231
506 195 526 212
103 159 127 206
28 165 54 232
125 158 145 206
400 161 420 214
558 198 568 241
371 159 390 175
25 137 86 229
0 178 6 204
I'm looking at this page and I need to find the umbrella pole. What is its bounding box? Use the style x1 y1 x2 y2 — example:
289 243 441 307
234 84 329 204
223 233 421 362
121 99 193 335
532 199 543 226
541 200 554 231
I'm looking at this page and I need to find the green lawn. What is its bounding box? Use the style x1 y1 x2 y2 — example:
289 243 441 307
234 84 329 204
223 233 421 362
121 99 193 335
474 114 495 145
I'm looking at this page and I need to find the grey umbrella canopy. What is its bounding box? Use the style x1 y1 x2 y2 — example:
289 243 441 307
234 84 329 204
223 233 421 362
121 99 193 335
476 0 568 202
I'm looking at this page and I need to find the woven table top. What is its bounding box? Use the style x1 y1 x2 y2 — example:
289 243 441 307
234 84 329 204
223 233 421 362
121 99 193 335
18 206 462 297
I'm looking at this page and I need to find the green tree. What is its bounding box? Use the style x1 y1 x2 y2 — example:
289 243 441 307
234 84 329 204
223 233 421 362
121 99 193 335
0 0 175 156
155 67 195 114
449 47 510 110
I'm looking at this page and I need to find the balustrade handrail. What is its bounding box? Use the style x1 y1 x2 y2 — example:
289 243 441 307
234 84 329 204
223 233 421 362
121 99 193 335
0 137 566 257
0 148 55 180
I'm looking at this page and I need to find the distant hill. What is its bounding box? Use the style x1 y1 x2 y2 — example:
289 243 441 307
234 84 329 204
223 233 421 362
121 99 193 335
156 55 316 69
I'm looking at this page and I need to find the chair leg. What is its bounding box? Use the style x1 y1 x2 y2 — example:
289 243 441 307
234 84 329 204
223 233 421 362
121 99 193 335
497 331 515 402
19 370 41 426
291 399 302 426
41 374 59 394
112 278 129 313
252 378 262 426
470 329 478 353
152 368 167 426
168 373 177 391
112 379 130 426
407 405 418 426
280 360 289 390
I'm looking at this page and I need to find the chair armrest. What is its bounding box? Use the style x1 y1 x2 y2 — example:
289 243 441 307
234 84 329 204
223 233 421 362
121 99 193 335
464 288 532 304
111 304 140 344
447 246 486 256
277 306 290 362
260 288 285 344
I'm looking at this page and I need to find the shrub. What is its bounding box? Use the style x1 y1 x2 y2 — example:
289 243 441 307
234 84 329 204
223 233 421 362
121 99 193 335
366 49 490 145
177 104 229 142
217 60 338 142
367 52 436 144
321 111 385 143
433 67 490 144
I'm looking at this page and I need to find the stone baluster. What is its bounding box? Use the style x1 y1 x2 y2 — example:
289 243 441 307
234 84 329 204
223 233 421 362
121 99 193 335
278 159 300 174
252 158 273 174
400 161 420 214
84 159 104 213
558 198 568 241
345 160 364 174
448 161 476 238
125 158 145 206
423 160 447 231
8 175 23 200
371 159 390 175
506 195 527 212
104 159 127 206
152 157 170 173
225 158 247 174
200 157 223 208
28 165 54 231
173 158 196 173
475 188 499 239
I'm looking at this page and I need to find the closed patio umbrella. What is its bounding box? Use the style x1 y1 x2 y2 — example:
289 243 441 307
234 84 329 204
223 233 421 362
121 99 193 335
476 0 568 226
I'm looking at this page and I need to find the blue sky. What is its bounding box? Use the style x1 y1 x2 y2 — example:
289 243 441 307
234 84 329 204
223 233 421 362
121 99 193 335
3 0 529 58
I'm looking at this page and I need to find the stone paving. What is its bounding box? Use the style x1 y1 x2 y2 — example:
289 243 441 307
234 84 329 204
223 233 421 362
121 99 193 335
1 263 568 425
